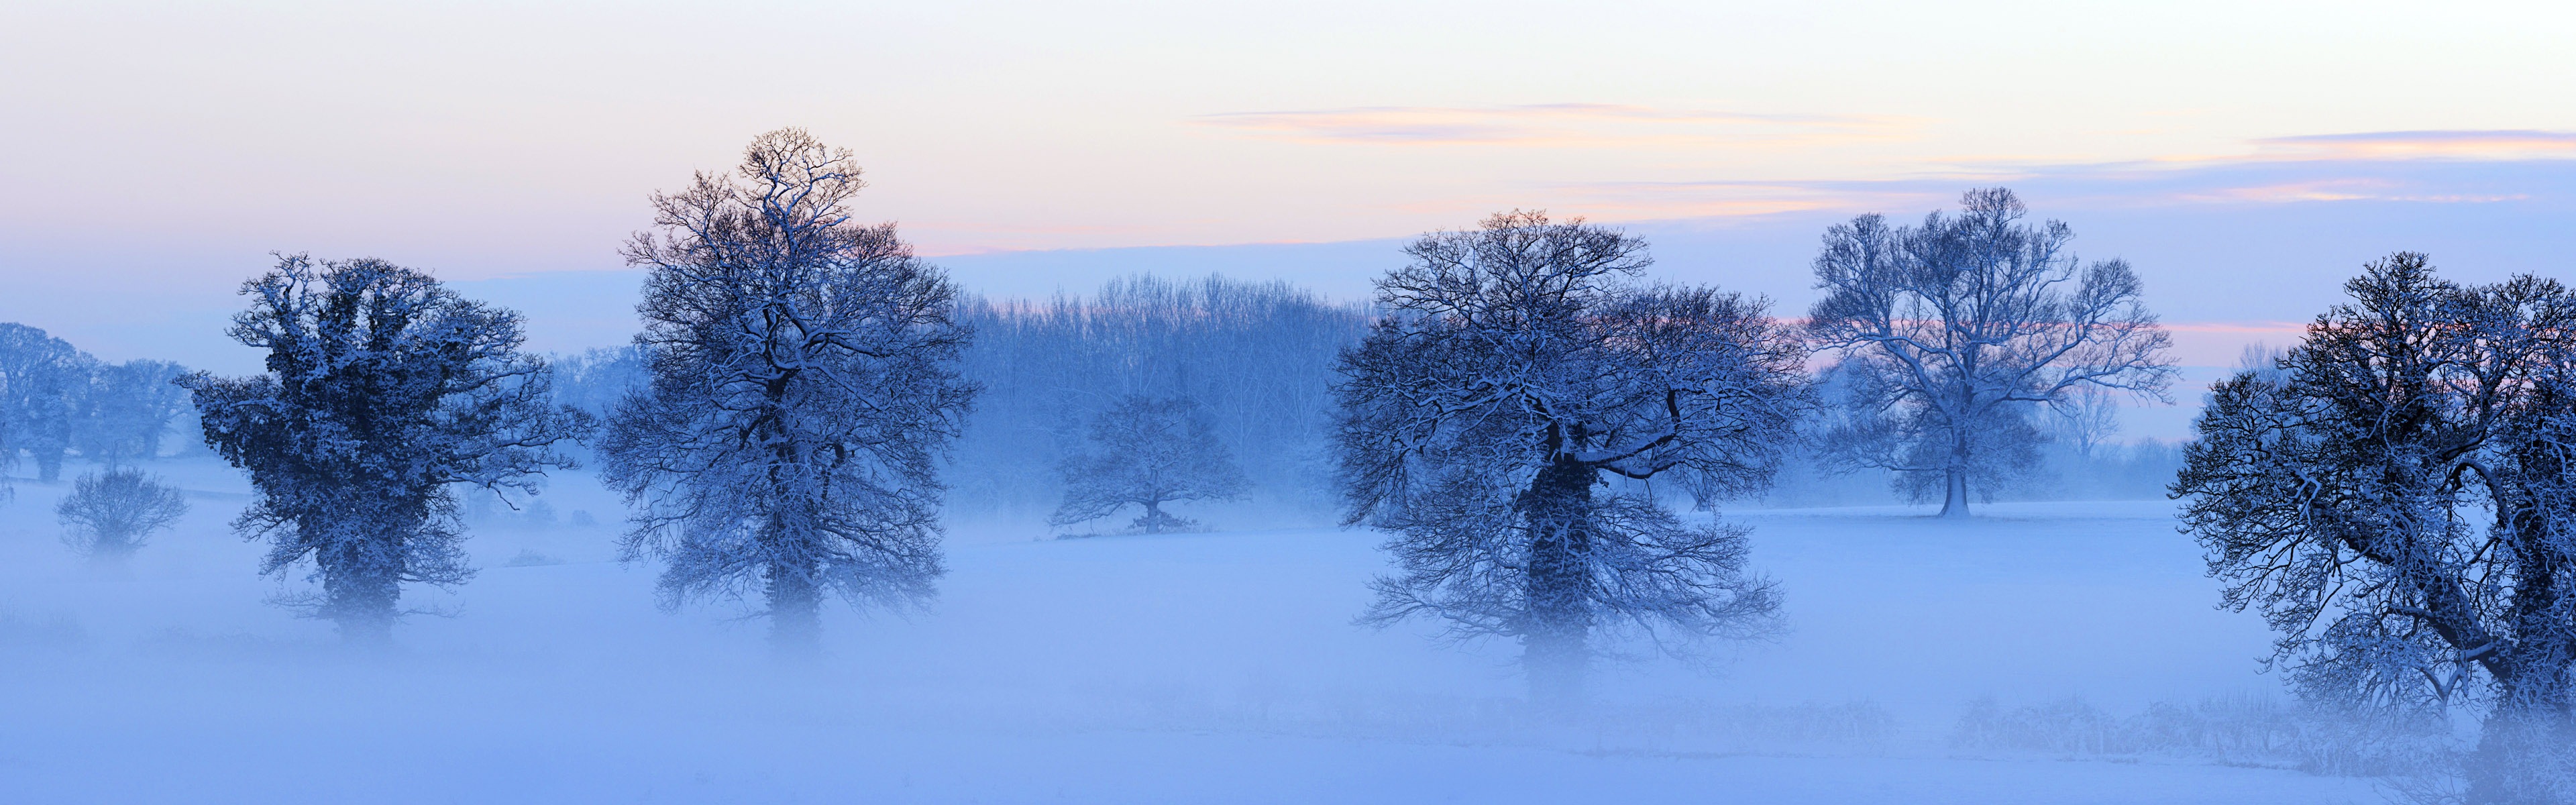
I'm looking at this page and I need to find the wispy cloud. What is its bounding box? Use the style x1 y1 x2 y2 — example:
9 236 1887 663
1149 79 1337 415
1192 104 1913 148
2250 130 2576 161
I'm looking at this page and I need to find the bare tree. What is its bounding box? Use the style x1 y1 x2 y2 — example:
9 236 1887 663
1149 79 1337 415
1807 188 2173 516
600 128 977 656
2176 255 2576 802
1334 211 1801 702
2045 385 2123 460
182 254 588 641
56 468 186 563
1049 394 1248 534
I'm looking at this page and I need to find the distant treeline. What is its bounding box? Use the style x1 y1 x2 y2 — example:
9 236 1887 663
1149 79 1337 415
544 274 1368 520
0 323 195 480
538 272 2178 520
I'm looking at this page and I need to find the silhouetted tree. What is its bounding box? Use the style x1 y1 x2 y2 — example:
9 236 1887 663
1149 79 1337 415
1335 211 1799 702
600 129 976 656
1807 189 2172 516
1049 395 1248 533
182 254 587 640
2175 254 2576 802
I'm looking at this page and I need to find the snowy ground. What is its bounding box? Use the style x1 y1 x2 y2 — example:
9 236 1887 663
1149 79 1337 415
0 458 2385 804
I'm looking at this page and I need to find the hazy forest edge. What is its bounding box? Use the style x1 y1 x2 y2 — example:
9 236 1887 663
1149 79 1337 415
22 127 2576 800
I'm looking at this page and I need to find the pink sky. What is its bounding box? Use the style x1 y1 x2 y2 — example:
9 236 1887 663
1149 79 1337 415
3 0 2573 411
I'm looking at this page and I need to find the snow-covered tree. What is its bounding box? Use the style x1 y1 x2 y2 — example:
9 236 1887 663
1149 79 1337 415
56 467 186 563
74 359 192 465
1049 394 1249 534
1807 188 2173 516
0 323 94 482
181 254 588 641
1334 211 1801 702
2174 254 2576 802
600 128 976 655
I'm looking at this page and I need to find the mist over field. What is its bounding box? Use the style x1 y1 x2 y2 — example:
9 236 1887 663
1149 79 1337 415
0 464 2376 804
0 228 2462 804
8 3 2576 800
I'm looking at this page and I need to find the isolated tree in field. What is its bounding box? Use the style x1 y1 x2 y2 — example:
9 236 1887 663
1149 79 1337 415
2175 254 2576 803
1049 395 1248 534
56 468 186 563
1334 211 1801 702
1807 188 2172 517
0 323 95 482
74 359 192 465
600 129 977 655
181 254 588 641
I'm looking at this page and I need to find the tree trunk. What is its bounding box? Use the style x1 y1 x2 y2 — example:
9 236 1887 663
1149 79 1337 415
1938 423 1972 517
36 449 62 483
1521 458 1595 706
2469 698 2575 804
767 559 822 659
1937 468 1970 518
323 562 400 645
1144 500 1164 534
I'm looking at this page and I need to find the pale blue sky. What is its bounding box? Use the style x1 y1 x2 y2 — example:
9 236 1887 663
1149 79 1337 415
5 0 2574 419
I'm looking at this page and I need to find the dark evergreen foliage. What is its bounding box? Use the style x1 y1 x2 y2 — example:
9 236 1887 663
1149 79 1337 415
181 254 588 640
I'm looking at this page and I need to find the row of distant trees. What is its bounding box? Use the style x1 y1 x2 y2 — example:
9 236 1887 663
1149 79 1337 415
0 325 194 483
19 125 2563 798
531 201 2172 531
128 123 2173 658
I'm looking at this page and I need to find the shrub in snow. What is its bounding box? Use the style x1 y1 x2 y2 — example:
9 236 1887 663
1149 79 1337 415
1049 395 1248 534
2174 254 2576 802
181 254 588 641
1949 694 2453 778
1805 189 2173 517
503 549 561 568
600 129 975 656
1334 211 1803 702
55 468 186 562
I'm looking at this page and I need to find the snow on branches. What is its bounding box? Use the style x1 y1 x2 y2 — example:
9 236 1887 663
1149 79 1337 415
600 128 976 654
182 254 588 640
2174 254 2576 801
1334 211 1801 700
1807 188 2173 516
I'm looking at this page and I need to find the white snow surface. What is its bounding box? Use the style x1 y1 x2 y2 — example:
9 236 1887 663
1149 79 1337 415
0 458 2380 804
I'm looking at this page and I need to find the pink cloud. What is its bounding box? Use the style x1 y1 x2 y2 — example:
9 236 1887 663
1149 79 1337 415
1192 104 1913 148
2252 130 2576 161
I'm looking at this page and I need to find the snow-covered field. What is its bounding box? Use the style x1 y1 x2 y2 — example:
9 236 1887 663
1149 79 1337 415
0 458 2384 804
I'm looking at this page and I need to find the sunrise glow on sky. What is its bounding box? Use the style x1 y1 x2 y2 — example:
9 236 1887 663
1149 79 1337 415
7 0 2575 391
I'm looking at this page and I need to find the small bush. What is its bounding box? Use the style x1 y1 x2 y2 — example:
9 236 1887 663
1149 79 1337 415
1951 694 2455 777
56 468 188 562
